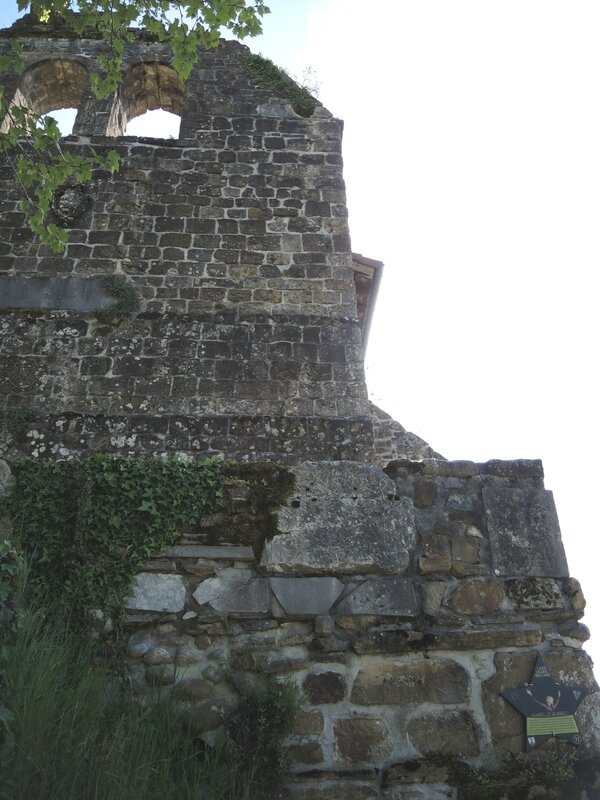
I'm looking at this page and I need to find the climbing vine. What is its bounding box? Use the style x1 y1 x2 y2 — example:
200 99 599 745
7 454 223 625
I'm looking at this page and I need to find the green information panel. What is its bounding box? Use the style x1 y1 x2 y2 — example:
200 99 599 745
501 656 588 751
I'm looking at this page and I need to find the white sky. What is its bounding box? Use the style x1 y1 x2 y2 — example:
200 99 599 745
2 1 599 664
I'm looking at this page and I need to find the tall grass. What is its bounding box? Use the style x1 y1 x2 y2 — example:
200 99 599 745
4 610 254 800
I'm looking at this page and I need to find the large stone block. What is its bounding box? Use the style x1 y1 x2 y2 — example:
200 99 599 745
333 717 391 763
193 569 269 617
334 578 418 617
406 710 480 757
125 573 186 612
270 577 344 616
261 462 416 574
482 483 569 577
351 658 470 705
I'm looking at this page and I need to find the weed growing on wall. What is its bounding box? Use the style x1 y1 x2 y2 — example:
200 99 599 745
241 53 318 117
7 454 223 625
227 677 303 794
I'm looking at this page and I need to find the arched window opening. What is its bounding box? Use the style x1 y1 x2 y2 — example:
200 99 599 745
125 108 181 138
1 59 87 134
41 108 78 136
108 62 183 138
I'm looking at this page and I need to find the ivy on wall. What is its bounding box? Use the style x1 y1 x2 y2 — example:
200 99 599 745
7 454 223 625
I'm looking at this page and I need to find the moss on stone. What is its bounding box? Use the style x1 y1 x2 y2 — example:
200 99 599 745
241 53 318 117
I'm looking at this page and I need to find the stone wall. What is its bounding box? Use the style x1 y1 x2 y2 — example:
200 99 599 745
111 458 599 798
0 21 373 462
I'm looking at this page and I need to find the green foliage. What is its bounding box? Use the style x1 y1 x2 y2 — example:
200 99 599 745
0 539 25 800
4 609 226 799
3 608 301 800
1 0 269 248
100 274 141 313
226 677 304 795
241 52 318 117
453 745 598 799
7 454 223 624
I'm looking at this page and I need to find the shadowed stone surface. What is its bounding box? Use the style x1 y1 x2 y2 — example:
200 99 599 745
483 484 569 577
0 275 114 311
270 577 344 615
334 717 391 763
407 710 480 757
193 569 269 616
262 462 416 574
351 659 470 705
303 670 347 704
126 572 185 612
334 578 418 617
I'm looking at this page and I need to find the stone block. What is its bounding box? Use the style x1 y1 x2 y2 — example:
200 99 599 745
334 578 419 617
445 578 505 615
303 670 347 703
333 717 391 763
262 462 416 574
270 577 344 616
482 484 569 577
0 275 114 311
406 710 480 757
351 659 469 705
193 569 269 617
291 710 324 735
125 573 186 612
167 545 255 560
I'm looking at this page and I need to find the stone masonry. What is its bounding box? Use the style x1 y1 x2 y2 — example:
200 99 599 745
1 15 599 800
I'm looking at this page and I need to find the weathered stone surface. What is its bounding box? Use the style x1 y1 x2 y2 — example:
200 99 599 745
193 569 269 616
483 484 569 577
407 711 480 757
262 462 416 574
505 577 565 611
286 742 324 765
126 632 159 658
351 659 469 705
414 480 437 508
143 646 173 666
352 628 431 655
270 577 344 616
445 578 505 615
174 678 214 700
334 578 419 617
303 670 347 703
125 573 186 612
334 717 391 762
0 460 14 495
185 700 226 733
0 275 113 312
291 710 324 735
167 545 255 560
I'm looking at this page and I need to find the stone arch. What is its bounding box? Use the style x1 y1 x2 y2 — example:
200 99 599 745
1 58 87 132
107 62 184 136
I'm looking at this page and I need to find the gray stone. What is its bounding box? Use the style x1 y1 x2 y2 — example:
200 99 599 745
483 484 569 577
167 545 255 560
262 462 416 574
334 579 418 617
0 460 14 496
0 275 114 312
125 573 186 612
193 569 269 616
270 577 344 616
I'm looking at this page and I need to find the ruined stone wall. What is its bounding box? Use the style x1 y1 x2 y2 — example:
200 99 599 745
0 23 371 462
109 458 598 798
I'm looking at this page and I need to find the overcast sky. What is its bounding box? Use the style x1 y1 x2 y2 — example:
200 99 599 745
1 1 599 664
